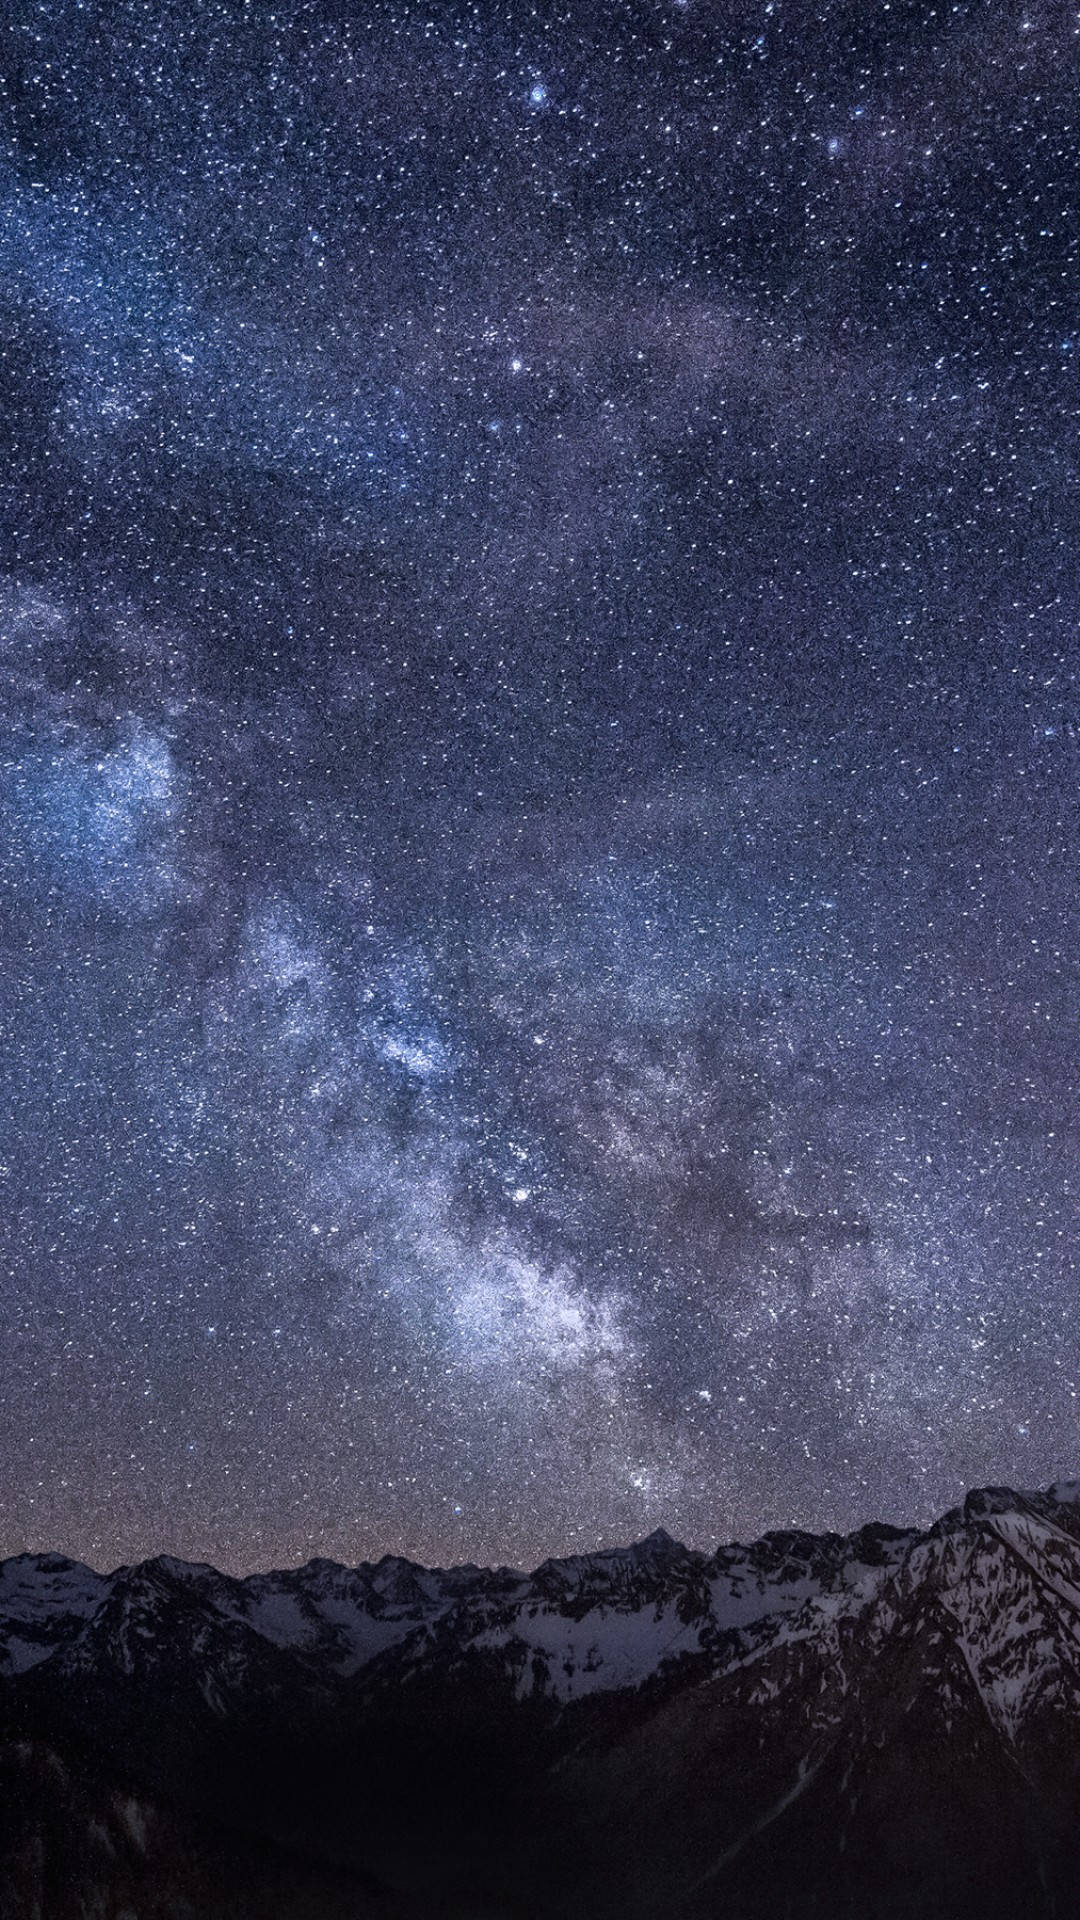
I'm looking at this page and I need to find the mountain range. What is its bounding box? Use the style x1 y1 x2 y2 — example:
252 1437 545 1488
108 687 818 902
6 1482 1080 1916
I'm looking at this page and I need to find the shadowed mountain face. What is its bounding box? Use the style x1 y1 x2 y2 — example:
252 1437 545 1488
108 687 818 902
6 1487 1080 1917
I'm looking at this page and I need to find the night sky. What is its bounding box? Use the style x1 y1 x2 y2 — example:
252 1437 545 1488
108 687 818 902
0 0 1076 1574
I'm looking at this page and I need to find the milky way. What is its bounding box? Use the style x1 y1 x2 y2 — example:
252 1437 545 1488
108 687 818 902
0 0 1076 1572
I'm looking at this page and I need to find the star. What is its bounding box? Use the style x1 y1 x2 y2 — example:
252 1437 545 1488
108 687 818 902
0 0 1071 1577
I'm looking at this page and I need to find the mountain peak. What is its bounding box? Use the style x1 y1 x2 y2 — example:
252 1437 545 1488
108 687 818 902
963 1484 1024 1519
634 1525 682 1553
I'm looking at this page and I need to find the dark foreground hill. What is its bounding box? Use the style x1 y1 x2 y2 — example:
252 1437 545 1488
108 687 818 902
5 1482 1080 1917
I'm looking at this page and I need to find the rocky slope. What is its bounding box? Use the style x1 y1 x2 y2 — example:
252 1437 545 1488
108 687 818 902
6 1483 1080 1916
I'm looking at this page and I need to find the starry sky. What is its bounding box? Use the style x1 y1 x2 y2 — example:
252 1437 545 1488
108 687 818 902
0 0 1076 1574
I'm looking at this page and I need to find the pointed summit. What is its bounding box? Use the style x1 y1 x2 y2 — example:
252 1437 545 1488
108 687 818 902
635 1526 681 1553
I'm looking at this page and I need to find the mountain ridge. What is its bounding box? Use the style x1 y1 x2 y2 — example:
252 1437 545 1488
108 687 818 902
6 1480 1080 1916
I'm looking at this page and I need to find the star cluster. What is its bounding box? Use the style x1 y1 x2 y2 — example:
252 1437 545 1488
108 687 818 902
0 0 1076 1571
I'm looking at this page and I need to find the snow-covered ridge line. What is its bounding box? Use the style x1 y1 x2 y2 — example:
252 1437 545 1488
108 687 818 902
0 1513 909 1687
3 1480 1080 1711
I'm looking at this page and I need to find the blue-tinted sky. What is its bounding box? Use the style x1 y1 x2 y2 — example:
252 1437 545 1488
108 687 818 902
0 0 1076 1569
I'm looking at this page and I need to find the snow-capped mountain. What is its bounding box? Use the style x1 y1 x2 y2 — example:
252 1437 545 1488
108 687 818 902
6 1484 1080 1916
0 1515 921 1702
